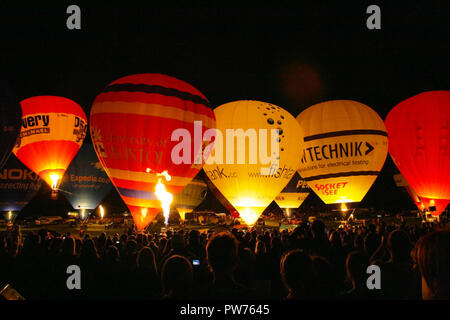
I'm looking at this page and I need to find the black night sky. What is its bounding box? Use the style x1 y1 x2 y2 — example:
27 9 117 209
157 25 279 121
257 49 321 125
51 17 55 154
0 2 448 216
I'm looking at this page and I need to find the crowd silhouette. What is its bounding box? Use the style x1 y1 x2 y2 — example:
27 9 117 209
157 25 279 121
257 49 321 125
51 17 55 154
0 218 448 300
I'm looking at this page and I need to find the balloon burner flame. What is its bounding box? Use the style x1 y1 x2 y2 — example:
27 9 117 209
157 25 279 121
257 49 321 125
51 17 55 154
155 171 173 226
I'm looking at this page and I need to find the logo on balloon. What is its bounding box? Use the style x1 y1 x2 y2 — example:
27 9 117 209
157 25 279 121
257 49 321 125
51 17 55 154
301 141 376 164
314 182 348 196
21 115 50 128
73 116 87 143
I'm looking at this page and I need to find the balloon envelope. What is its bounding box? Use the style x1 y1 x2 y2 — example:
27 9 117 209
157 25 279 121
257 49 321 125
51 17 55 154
385 91 450 212
60 142 113 212
13 96 87 189
203 100 303 226
172 177 207 220
275 172 310 209
393 173 424 211
421 198 449 216
0 154 42 213
0 80 22 170
297 100 388 204
90 74 215 229
204 174 239 218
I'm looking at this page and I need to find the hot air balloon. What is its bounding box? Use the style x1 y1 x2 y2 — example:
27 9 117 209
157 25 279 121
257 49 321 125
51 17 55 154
421 198 449 216
204 174 239 218
0 154 42 217
90 74 215 230
60 142 113 219
393 173 424 211
385 91 450 215
297 100 388 205
203 100 303 226
172 177 207 221
275 172 310 218
0 80 22 170
12 96 87 196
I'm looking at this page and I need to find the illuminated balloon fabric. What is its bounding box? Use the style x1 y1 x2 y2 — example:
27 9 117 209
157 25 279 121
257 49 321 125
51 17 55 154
393 173 449 215
393 173 424 210
90 74 215 229
385 91 450 206
275 172 310 209
204 174 239 218
0 154 42 212
0 80 22 170
203 100 303 226
12 96 87 189
296 100 388 204
60 142 113 212
173 177 207 220
420 198 449 216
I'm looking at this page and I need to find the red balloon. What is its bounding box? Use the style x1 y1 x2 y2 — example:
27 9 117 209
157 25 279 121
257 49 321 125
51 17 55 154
90 74 215 229
421 198 449 216
385 91 450 215
13 96 87 189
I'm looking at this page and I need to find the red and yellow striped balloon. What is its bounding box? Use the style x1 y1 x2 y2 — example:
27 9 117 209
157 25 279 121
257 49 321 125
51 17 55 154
90 74 215 229
13 96 87 189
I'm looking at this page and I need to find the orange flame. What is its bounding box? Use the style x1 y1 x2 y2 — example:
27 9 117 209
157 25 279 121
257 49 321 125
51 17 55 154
155 171 173 225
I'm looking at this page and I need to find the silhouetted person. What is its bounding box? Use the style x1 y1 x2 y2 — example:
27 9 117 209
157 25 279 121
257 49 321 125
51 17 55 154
340 251 378 299
186 230 205 260
312 255 336 298
254 240 269 280
280 249 314 299
100 245 125 298
253 240 271 297
160 233 194 268
131 247 160 298
354 234 364 252
268 235 284 299
161 255 193 299
12 232 43 299
376 230 418 299
205 232 253 299
311 220 330 258
52 236 78 299
78 238 102 298
235 247 256 290
416 227 450 299
364 232 381 260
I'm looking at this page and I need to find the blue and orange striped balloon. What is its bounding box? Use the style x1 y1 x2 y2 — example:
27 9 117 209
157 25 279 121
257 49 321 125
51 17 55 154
90 74 215 229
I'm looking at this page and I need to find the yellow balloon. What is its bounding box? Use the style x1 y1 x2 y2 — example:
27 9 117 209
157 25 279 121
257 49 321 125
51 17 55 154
203 100 303 226
274 173 310 209
296 100 388 204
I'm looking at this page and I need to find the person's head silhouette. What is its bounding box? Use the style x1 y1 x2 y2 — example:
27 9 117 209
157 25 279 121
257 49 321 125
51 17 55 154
312 220 325 238
387 230 412 262
416 228 450 299
207 232 239 279
137 247 157 273
281 249 314 299
161 255 193 299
